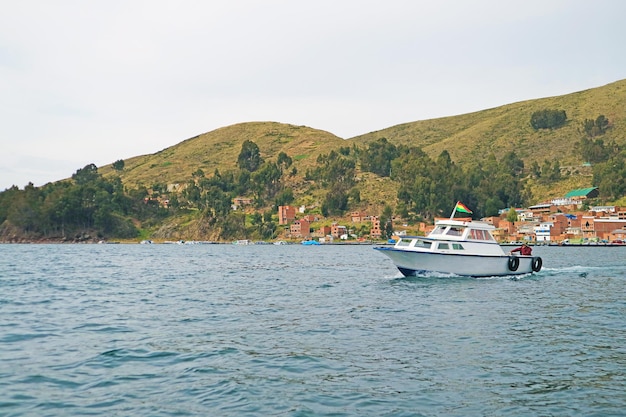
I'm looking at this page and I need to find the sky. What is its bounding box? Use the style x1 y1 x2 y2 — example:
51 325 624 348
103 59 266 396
1 0 625 190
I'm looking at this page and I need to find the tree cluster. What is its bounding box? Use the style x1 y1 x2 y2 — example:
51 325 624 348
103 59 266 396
575 116 617 164
354 138 529 220
360 137 399 177
530 109 567 130
389 147 528 221
529 159 562 184
592 149 626 201
582 115 609 137
305 149 358 216
0 164 137 240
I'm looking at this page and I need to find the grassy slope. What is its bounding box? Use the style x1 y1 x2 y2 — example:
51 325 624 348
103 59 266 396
99 80 626 208
100 122 346 188
350 79 626 168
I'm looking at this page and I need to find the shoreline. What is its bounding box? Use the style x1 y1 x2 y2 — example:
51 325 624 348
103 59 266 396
1 240 624 247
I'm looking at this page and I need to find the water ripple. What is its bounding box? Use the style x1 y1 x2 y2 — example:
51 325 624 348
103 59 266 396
0 244 624 416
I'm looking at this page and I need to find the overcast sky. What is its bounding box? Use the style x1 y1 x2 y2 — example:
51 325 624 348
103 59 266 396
1 0 624 190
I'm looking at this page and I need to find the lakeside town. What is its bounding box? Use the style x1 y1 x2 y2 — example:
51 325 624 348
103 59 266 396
274 187 626 245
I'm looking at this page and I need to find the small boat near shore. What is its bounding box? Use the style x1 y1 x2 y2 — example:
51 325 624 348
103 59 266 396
375 203 543 277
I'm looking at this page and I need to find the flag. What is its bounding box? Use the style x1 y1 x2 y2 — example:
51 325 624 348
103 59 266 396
454 201 473 214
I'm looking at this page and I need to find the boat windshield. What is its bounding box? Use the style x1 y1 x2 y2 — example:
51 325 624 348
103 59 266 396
431 226 446 235
445 227 464 236
396 238 432 249
396 238 412 247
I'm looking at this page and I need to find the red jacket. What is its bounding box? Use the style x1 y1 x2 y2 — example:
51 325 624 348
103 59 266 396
511 245 532 255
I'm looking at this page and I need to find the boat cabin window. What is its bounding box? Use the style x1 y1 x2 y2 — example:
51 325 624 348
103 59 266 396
416 240 432 249
445 227 463 236
452 243 465 250
438 243 449 250
469 229 495 241
431 226 446 235
396 238 412 247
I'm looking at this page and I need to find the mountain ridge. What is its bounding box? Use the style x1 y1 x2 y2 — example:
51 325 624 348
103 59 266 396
350 79 626 168
100 79 625 192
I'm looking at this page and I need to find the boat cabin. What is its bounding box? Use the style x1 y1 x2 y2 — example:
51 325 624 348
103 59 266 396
393 220 503 256
428 220 497 242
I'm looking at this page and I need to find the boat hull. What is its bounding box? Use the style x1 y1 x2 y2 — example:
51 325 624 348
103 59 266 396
375 247 540 277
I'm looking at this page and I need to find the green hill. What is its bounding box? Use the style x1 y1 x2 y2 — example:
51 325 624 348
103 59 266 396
101 79 626 204
350 79 626 169
100 122 345 188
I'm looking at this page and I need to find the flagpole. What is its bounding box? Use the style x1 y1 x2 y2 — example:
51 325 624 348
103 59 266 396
450 201 459 220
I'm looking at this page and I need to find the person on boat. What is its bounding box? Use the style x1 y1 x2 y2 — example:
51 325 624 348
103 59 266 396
510 242 532 256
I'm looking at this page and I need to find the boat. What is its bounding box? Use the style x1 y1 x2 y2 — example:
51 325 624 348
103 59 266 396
374 203 542 277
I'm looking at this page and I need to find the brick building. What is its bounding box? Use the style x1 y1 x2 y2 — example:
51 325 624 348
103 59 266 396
278 206 296 225
318 225 331 236
370 216 381 238
290 219 311 238
351 211 368 222
331 222 348 238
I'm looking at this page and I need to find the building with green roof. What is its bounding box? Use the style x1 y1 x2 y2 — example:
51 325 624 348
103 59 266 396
564 187 599 199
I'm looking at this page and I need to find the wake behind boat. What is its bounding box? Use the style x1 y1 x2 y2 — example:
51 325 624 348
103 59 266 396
375 202 542 277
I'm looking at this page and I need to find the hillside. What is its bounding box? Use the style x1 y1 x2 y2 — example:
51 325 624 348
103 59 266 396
97 79 626 207
350 79 626 169
99 122 345 189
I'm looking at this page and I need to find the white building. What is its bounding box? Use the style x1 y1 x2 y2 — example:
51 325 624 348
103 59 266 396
534 222 554 242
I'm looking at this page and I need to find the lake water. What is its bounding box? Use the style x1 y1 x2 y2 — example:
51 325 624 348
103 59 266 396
1 244 625 416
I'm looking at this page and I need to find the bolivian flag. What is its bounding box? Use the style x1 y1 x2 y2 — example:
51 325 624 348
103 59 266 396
454 201 473 214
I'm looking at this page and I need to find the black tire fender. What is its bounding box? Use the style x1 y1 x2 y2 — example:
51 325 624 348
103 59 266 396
532 256 543 272
508 256 520 271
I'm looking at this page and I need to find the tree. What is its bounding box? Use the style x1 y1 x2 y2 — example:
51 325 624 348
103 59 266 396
539 159 561 182
237 140 264 172
596 115 609 133
578 137 615 163
204 186 232 217
112 159 125 171
530 109 567 130
507 208 518 222
5 183 43 234
360 137 398 177
72 164 99 185
593 152 626 200
321 185 348 216
501 151 525 177
192 168 205 179
530 161 541 179
250 212 262 226
583 115 609 137
348 188 361 204
251 162 282 200
380 205 394 239
308 150 356 188
275 188 294 207
482 197 503 217
277 152 292 174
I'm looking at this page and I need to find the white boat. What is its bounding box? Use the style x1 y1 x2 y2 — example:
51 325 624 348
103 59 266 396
374 218 542 277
